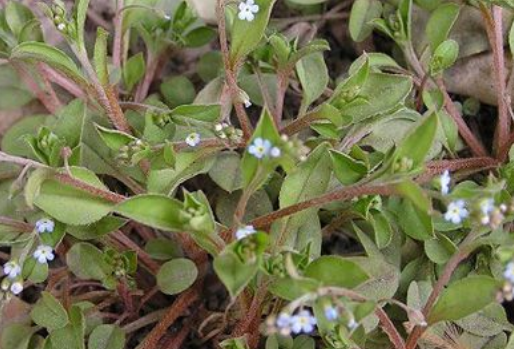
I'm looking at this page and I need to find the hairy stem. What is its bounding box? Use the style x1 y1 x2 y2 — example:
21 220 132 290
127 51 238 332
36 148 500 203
216 0 253 139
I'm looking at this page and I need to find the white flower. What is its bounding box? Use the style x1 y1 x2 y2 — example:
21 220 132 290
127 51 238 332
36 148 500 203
238 0 259 22
10 282 23 295
185 133 201 147
57 23 66 32
347 318 358 331
480 198 495 215
504 262 514 284
164 14 171 20
244 99 252 108
235 225 256 240
440 170 451 195
444 200 469 224
270 146 281 158
35 218 55 234
3 261 21 279
324 305 338 321
291 310 317 334
33 245 55 264
248 137 271 159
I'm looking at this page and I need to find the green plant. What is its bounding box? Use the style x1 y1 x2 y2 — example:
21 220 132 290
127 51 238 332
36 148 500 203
1 0 514 348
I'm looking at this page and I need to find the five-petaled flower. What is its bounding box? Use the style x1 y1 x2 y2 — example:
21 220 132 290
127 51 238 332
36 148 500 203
248 137 271 159
3 261 21 279
35 218 55 234
185 133 201 147
276 312 292 335
291 310 317 334
10 282 23 295
440 170 451 195
33 245 55 264
444 200 469 224
479 198 495 225
235 225 256 240
238 0 259 22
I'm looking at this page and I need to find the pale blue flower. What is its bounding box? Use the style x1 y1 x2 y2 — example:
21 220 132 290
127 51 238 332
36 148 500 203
3 261 21 279
33 245 55 264
235 225 256 240
444 200 468 224
238 0 259 21
291 310 317 334
35 218 55 234
248 137 271 159
10 282 23 295
185 133 201 147
504 262 514 284
270 146 281 158
324 305 338 321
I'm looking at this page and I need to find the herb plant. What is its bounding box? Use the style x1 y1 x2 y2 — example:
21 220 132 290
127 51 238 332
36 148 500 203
1 0 514 348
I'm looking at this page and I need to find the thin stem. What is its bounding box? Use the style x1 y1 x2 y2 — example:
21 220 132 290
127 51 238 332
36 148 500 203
403 44 488 157
134 51 159 103
404 230 481 349
0 216 34 232
39 64 87 100
113 0 124 71
480 5 510 159
216 0 253 139
72 46 132 134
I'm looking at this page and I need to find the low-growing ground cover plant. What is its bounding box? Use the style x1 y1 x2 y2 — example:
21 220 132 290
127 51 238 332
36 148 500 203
2 0 514 348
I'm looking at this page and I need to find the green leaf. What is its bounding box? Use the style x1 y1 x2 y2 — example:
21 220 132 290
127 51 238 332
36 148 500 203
213 249 260 298
269 277 321 301
230 0 277 63
1 324 35 349
88 325 125 349
396 199 434 240
95 124 136 151
123 53 145 91
75 0 90 50
296 52 328 110
456 303 513 337
394 180 431 212
209 151 243 192
33 168 114 225
114 195 184 231
370 210 392 249
93 27 109 86
509 20 514 58
144 238 183 260
304 256 369 289
184 26 216 47
241 110 281 188
49 306 86 349
395 113 439 169
330 150 368 185
349 0 383 42
11 42 88 87
424 233 457 264
30 291 69 331
425 3 460 52
430 39 459 75
67 216 127 240
273 144 331 253
5 2 35 38
171 104 221 123
429 276 500 324
160 76 195 107
157 258 198 295
66 243 112 280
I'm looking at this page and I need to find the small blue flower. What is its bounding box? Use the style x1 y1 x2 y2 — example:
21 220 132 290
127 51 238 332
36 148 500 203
444 200 468 224
324 305 338 321
248 137 271 159
3 261 21 279
291 310 317 334
270 146 281 158
185 133 201 147
35 218 54 234
235 225 256 240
